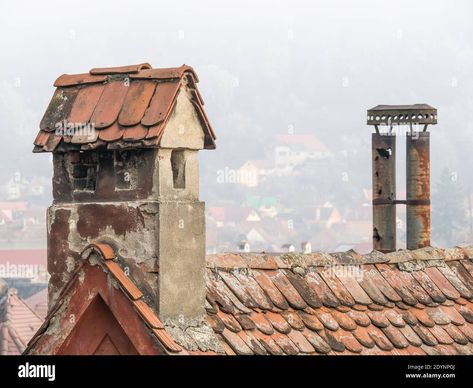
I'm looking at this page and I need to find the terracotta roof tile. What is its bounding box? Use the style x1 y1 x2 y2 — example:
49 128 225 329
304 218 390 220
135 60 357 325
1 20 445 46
352 326 375 348
412 324 438 346
347 309 371 327
301 328 331 354
410 307 435 328
397 271 433 305
367 310 390 328
363 266 402 303
334 269 372 305
367 303 385 311
426 306 451 325
424 267 461 300
322 329 346 352
68 83 104 124
398 324 423 347
376 264 418 306
287 330 315 353
122 124 148 142
250 331 281 355
237 331 267 355
283 270 322 308
456 304 473 323
221 329 253 355
91 81 130 129
331 310 357 331
141 81 180 126
428 325 454 345
316 267 355 306
352 303 369 311
252 270 289 310
304 271 340 308
448 261 473 291
216 311 241 333
133 299 164 329
233 272 273 310
265 311 291 334
369 326 394 351
54 73 107 87
315 310 339 331
440 305 465 326
297 310 324 331
207 314 225 334
118 81 157 127
336 305 351 312
90 63 151 75
234 314 256 331
357 268 389 305
411 270 447 303
249 312 274 335
444 324 469 345
381 325 409 348
332 328 363 353
40 88 79 131
33 131 49 147
437 265 473 299
458 324 473 342
129 65 196 80
219 272 257 309
266 271 308 310
271 332 299 355
104 261 143 300
280 310 305 331
384 309 405 327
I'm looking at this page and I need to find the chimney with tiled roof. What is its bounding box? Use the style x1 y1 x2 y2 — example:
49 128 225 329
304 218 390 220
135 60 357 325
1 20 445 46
34 63 216 323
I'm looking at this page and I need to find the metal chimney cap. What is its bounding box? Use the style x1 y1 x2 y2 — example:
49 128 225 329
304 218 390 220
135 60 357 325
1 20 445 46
367 104 437 126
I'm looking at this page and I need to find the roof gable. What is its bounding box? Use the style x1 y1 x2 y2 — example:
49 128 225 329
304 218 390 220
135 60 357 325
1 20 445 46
33 64 216 153
24 244 182 355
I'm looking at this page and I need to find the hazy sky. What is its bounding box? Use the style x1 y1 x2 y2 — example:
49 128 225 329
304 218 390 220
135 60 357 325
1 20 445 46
1 0 472 197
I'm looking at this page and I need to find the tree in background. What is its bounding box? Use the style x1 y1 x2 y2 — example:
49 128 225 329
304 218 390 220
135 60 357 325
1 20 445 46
432 168 468 247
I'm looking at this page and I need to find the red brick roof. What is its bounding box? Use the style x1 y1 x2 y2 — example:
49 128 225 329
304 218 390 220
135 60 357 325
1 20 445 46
33 63 216 152
24 244 473 355
0 284 43 355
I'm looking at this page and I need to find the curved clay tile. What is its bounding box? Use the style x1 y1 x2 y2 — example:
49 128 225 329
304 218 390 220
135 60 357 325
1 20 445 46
90 81 129 129
118 81 156 127
141 81 180 127
68 84 105 124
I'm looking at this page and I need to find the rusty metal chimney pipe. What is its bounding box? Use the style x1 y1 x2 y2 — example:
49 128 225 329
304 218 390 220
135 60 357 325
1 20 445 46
406 132 431 249
367 104 436 252
372 133 396 253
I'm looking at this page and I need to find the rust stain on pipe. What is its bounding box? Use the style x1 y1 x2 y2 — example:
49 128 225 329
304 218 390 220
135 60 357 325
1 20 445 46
406 132 430 249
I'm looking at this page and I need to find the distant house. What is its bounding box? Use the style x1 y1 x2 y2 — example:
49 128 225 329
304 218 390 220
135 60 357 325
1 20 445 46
274 134 331 173
237 160 273 187
281 243 295 252
244 196 279 218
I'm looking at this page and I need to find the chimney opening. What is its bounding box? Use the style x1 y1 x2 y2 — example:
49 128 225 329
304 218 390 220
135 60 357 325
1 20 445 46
71 152 98 192
171 149 186 189
376 147 392 159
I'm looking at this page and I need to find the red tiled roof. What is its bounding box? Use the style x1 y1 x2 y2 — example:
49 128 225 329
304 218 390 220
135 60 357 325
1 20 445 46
24 244 473 355
0 287 43 355
205 247 473 355
24 243 181 355
33 63 216 152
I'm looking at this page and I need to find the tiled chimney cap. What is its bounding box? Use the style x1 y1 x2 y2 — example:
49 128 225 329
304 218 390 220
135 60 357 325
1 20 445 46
367 104 437 126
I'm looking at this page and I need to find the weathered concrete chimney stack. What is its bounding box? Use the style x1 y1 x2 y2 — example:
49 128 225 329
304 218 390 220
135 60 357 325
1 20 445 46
367 104 437 252
33 64 216 324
